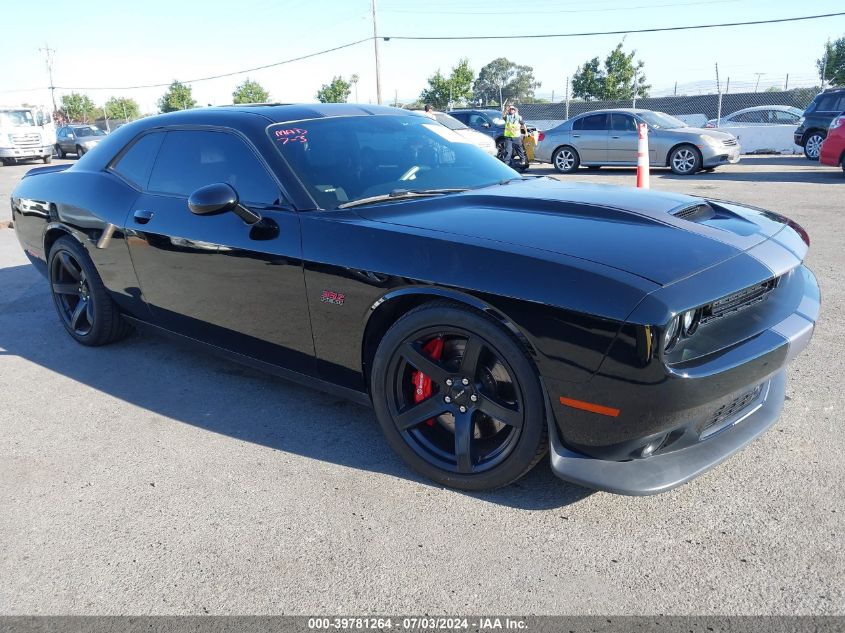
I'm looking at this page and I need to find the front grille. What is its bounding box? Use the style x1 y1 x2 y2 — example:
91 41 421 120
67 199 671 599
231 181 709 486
701 277 780 324
672 203 714 222
10 133 41 149
722 138 738 146
701 383 764 438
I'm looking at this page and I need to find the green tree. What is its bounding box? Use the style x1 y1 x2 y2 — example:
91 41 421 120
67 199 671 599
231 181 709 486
316 76 351 103
572 42 650 100
472 58 540 106
232 78 270 104
158 80 197 113
104 97 140 121
60 93 98 122
818 36 845 86
420 59 475 110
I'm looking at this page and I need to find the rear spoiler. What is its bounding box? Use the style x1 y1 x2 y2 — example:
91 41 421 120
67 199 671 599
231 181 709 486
24 164 72 178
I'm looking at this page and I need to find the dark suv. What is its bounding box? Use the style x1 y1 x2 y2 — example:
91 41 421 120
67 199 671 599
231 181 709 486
795 88 845 160
448 109 507 145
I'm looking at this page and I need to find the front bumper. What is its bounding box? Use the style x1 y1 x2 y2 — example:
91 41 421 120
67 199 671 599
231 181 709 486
701 143 741 167
819 138 844 167
547 261 818 495
0 146 52 159
550 370 786 495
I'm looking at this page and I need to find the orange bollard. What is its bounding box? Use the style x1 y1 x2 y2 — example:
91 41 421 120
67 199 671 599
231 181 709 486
636 123 650 189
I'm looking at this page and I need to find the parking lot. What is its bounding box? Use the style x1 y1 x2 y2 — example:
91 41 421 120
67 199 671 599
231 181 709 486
0 156 842 615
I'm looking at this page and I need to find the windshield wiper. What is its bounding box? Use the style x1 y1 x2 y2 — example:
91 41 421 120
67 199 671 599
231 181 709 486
337 188 467 209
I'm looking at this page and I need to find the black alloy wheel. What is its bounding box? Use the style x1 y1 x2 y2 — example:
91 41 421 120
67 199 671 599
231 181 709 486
48 236 131 346
371 302 547 490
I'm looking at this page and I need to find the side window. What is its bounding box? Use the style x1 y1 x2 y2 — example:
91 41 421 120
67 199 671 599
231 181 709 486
451 112 468 124
572 117 583 131
148 130 280 205
611 114 636 132
816 95 837 111
468 114 484 127
836 95 845 112
772 111 799 123
581 113 608 130
111 132 165 189
734 111 763 123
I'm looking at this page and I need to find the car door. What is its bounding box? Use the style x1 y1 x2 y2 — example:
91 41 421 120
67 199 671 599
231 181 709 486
123 128 315 373
572 113 609 163
607 113 638 163
58 127 72 153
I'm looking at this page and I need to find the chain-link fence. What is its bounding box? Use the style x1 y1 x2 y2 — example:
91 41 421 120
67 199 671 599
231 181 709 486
520 87 819 130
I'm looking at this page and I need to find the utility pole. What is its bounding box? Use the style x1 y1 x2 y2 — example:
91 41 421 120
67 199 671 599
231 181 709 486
371 0 383 104
39 43 58 113
632 67 638 109
784 74 789 91
564 76 569 119
754 72 764 92
715 63 723 128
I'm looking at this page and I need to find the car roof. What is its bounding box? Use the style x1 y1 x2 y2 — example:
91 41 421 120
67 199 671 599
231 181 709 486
139 103 409 127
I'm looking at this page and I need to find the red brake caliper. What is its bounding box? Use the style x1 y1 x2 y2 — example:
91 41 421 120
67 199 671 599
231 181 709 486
412 336 444 426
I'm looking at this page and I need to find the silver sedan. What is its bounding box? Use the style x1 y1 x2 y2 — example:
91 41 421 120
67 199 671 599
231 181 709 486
535 109 741 175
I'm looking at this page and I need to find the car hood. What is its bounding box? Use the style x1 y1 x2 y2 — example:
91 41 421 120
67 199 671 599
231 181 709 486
354 177 792 286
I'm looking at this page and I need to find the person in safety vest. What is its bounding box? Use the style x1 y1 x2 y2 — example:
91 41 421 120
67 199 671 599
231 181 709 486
502 104 525 163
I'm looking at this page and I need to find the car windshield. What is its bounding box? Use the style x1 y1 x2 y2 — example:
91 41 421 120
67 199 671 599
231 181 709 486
635 111 688 130
0 110 35 127
433 112 468 130
74 126 106 137
268 115 517 210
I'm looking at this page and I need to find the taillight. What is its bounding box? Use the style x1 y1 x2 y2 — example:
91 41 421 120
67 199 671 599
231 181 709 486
829 116 845 130
537 131 545 142
703 122 716 128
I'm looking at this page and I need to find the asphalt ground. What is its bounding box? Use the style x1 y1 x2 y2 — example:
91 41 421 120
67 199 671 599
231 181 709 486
0 156 843 615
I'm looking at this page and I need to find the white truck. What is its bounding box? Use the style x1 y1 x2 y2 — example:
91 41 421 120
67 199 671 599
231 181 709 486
0 105 57 166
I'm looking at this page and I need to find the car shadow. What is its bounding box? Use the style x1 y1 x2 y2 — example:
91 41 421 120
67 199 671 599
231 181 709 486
0 261 593 510
530 158 842 185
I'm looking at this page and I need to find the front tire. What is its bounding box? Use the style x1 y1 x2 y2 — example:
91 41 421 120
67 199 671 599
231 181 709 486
669 144 702 175
48 236 132 346
56 144 66 158
43 154 52 164
552 146 580 173
370 302 547 491
804 131 825 161
76 145 85 158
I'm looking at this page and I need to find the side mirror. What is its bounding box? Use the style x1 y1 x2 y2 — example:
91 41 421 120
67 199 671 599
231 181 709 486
188 183 261 225
481 122 490 128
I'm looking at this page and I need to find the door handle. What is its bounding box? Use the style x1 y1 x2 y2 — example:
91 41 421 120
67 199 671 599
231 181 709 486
611 135 620 139
133 209 154 224
572 134 581 138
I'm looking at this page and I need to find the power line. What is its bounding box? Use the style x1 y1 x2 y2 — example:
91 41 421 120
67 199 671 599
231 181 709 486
384 11 845 40
381 0 740 15
52 37 373 91
7 12 844 93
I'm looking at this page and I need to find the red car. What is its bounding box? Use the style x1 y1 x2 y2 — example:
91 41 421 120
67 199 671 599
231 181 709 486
819 114 845 173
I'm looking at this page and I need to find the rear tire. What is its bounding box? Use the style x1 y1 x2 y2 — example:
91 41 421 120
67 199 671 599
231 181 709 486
56 144 66 158
803 131 824 161
370 301 547 491
552 146 580 173
48 236 132 346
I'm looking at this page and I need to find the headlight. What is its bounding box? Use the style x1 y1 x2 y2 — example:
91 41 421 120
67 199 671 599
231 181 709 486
681 308 701 336
703 135 724 146
0 134 13 148
82 139 99 147
663 315 681 352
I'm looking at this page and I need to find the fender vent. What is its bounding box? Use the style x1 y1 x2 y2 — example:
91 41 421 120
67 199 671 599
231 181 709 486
672 203 715 222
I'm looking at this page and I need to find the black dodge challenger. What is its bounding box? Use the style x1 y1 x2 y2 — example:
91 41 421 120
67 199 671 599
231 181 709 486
10 104 819 495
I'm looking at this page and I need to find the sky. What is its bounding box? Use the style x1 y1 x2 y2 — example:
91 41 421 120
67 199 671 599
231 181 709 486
2 0 844 114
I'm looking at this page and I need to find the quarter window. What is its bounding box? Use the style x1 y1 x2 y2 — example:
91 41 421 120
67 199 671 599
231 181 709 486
111 132 165 189
148 130 281 205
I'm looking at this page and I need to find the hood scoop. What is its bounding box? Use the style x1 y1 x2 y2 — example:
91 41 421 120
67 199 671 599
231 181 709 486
672 203 715 222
